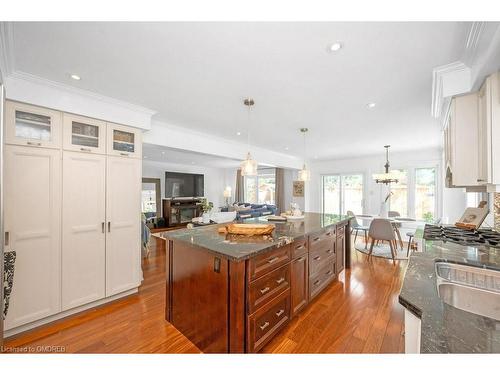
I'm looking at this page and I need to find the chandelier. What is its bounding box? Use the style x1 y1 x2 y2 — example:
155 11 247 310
372 145 399 184
298 128 310 181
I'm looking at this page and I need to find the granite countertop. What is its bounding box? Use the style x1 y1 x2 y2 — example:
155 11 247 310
152 212 350 261
399 238 500 353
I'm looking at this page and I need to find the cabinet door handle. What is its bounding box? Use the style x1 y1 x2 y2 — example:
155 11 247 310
477 179 486 182
102 222 105 233
267 256 279 264
314 256 321 261
119 152 129 156
27 141 42 146
260 286 270 295
80 147 92 152
108 222 111 232
276 277 285 284
259 321 270 331
4 231 9 246
275 309 285 317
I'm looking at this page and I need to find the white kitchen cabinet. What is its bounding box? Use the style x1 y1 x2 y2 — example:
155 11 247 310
449 93 480 187
63 113 107 154
3 145 62 330
105 156 142 296
404 309 421 353
62 151 106 310
5 100 62 149
477 72 500 186
106 122 142 158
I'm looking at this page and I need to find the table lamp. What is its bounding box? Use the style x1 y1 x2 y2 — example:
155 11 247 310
223 186 232 207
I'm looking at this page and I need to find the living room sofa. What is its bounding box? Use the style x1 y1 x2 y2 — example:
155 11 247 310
220 202 277 220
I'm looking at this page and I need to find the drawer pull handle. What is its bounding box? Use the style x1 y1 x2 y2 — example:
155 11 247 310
314 256 321 261
27 141 42 146
326 232 332 236
297 256 305 262
80 147 92 152
477 179 486 182
119 152 130 156
326 249 333 254
276 277 285 284
295 244 305 250
260 287 271 294
326 270 333 276
275 309 285 317
259 321 270 331
267 256 279 264
313 237 320 242
314 280 321 286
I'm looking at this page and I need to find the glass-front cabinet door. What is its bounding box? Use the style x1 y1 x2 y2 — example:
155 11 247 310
5 100 62 149
63 113 106 154
106 122 142 158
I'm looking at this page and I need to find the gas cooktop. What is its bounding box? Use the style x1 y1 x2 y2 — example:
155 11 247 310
424 224 500 248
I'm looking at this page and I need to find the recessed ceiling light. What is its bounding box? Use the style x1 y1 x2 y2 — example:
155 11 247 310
236 132 241 136
367 102 376 109
143 155 148 159
285 147 289 151
314 156 318 159
191 161 195 164
328 42 343 52
161 151 165 155
70 74 81 81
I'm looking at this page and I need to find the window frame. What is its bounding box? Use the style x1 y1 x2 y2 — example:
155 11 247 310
320 172 366 215
244 168 276 205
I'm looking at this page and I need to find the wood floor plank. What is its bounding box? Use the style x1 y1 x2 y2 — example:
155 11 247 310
4 237 407 354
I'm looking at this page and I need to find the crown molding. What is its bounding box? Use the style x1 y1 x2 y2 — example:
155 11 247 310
463 22 485 66
431 61 471 119
8 71 157 116
0 22 15 81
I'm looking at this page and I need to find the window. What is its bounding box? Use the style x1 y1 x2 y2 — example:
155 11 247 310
244 169 276 204
389 169 408 217
322 173 364 215
415 167 436 222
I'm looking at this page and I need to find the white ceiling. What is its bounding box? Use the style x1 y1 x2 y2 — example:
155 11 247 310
8 22 472 159
143 143 241 168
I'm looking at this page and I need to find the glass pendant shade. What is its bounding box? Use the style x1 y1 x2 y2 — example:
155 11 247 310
373 145 399 184
241 152 258 176
298 164 310 181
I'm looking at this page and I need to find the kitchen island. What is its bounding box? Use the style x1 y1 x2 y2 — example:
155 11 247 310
154 212 351 353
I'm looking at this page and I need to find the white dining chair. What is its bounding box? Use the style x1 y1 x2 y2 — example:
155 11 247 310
368 218 397 262
347 210 369 249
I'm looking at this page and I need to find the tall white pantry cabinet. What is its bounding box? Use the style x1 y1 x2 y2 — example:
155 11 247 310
3 100 142 334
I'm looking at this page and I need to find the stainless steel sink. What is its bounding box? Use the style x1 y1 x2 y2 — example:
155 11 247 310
435 262 500 320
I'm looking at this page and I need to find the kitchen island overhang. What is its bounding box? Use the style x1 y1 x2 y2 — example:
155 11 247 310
155 213 352 353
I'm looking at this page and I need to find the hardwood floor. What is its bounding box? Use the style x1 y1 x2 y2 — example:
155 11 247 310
4 237 407 353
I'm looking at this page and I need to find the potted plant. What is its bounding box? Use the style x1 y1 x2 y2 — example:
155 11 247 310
200 198 214 223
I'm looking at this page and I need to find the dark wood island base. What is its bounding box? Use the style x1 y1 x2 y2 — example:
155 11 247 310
159 213 351 353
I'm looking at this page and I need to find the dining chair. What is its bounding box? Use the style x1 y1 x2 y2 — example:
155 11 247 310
347 210 369 249
368 218 397 262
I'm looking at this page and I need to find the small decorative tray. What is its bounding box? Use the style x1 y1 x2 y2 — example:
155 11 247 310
282 214 304 220
218 223 275 236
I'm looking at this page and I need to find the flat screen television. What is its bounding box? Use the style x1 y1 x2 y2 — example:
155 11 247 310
165 172 204 198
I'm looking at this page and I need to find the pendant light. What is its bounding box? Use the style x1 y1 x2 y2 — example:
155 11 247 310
372 145 400 184
298 128 310 181
240 98 258 176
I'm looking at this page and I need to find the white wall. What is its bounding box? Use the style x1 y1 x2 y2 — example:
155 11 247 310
283 169 305 212
142 160 227 210
306 147 467 224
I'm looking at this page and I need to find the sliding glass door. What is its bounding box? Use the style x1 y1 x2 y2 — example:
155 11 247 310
322 173 364 215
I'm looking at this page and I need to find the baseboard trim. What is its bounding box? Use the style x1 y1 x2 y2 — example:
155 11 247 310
4 288 138 338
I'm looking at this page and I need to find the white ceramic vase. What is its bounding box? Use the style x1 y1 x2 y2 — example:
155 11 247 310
202 212 211 223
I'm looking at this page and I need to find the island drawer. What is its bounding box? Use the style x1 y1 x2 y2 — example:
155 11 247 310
248 245 291 281
248 263 290 313
292 237 308 259
309 245 335 276
247 290 290 353
309 228 335 253
309 261 336 300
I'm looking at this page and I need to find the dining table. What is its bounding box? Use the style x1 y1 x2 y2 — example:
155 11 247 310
355 214 422 250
